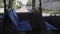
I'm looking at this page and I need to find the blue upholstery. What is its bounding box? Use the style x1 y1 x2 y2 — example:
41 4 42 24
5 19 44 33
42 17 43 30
7 9 32 31
45 21 58 30
0 15 4 19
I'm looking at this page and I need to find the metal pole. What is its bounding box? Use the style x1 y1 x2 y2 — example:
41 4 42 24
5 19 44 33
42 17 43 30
32 0 42 34
8 0 13 8
32 0 35 12
39 0 47 31
1 0 8 34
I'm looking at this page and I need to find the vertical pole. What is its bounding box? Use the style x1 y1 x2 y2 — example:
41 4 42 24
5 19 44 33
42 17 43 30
32 0 41 34
39 0 47 31
32 0 35 12
39 0 42 13
8 0 13 8
1 0 8 34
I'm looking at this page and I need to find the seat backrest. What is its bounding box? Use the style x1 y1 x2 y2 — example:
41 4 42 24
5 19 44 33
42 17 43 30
45 21 58 30
7 9 32 31
7 9 19 26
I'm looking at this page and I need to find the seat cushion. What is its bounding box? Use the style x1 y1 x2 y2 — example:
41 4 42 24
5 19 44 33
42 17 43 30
7 9 32 31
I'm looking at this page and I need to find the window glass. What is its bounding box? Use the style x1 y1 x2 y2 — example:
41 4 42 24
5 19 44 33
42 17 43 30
13 0 32 13
42 0 60 14
0 0 4 13
35 0 60 16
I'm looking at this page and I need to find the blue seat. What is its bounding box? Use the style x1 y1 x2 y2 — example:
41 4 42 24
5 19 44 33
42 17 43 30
0 15 4 19
7 9 32 31
45 21 58 30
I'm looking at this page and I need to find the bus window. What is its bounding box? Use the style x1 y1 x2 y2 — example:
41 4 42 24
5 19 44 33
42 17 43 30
42 0 60 16
12 0 32 13
35 0 60 16
0 0 4 13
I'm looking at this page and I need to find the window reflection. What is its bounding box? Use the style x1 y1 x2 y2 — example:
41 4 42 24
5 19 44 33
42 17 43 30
35 0 60 16
13 0 32 13
42 0 60 14
0 0 4 13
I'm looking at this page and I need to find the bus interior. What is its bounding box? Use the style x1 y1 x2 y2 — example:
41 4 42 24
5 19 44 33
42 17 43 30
0 0 60 34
